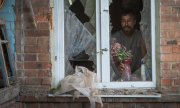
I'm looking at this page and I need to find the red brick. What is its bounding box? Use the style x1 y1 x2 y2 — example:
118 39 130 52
24 70 38 77
37 37 49 46
24 54 37 61
161 0 175 6
37 22 49 29
172 63 180 70
39 103 54 108
109 103 123 108
161 54 180 62
172 45 180 53
24 45 49 53
42 78 51 85
16 62 24 69
38 70 51 77
123 103 136 108
24 45 39 53
163 103 177 108
161 15 173 22
161 6 172 14
25 30 50 37
160 38 168 45
35 15 49 22
174 79 180 85
24 62 51 69
161 22 177 30
149 103 163 108
25 78 42 85
26 103 39 108
38 54 50 61
54 103 69 108
24 37 38 45
160 46 172 53
161 70 178 78
174 31 180 38
161 78 173 86
160 62 172 70
172 7 180 14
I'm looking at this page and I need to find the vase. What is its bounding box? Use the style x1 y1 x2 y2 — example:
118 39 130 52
121 59 132 81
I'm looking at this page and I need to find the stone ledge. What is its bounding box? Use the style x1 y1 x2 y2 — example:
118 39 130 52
0 84 20 104
18 94 180 103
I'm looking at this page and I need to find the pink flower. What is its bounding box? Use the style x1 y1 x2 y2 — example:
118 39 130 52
111 42 132 61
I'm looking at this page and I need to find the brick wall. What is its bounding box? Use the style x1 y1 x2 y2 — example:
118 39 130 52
15 0 51 96
12 0 180 108
160 0 180 93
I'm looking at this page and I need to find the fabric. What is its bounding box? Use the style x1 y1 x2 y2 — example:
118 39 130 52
111 30 143 73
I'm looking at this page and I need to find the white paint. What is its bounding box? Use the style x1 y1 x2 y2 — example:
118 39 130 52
53 0 65 88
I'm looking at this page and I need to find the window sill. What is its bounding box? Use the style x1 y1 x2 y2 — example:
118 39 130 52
0 84 20 104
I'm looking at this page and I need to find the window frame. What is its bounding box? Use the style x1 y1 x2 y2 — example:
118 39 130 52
53 0 157 89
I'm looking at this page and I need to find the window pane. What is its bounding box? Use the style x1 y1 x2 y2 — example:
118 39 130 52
110 0 152 81
64 0 96 76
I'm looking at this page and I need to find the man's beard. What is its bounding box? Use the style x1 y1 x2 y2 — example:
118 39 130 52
122 26 133 32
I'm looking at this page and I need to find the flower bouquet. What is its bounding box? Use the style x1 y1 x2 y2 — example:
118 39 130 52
111 42 133 81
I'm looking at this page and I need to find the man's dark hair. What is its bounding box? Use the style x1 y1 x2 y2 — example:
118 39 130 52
120 8 137 20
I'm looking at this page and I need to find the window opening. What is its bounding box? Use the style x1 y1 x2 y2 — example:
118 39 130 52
109 0 153 82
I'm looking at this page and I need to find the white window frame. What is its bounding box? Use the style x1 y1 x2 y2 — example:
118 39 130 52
53 0 156 89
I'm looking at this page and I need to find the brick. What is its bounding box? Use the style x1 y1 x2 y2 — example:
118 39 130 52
161 6 172 14
109 103 123 108
160 62 172 70
26 103 39 108
172 7 180 14
174 79 180 85
123 103 136 108
149 103 163 108
25 78 42 85
24 70 38 77
24 54 37 61
161 22 177 30
172 45 180 53
161 70 178 78
96 103 107 108
42 78 51 85
38 54 50 61
24 37 38 45
172 63 180 70
39 103 54 108
24 45 39 53
161 15 173 22
161 78 173 86
24 62 51 69
54 103 69 108
161 54 180 62
38 70 51 77
37 22 49 29
161 0 175 6
136 103 149 108
163 103 177 108
35 15 49 22
31 0 49 7
24 45 49 53
16 62 24 69
160 31 174 38
160 46 172 53
25 30 50 37
37 37 49 46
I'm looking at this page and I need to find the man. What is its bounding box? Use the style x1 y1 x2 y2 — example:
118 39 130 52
111 9 147 81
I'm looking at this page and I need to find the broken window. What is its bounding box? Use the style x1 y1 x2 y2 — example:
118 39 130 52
53 0 157 89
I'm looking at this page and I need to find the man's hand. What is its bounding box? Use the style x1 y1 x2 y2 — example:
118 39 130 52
116 62 125 72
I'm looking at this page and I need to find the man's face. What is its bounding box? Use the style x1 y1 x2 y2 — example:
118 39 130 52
120 14 136 33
